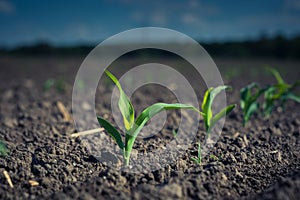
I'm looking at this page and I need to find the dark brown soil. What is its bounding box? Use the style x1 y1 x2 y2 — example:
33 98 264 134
0 56 299 200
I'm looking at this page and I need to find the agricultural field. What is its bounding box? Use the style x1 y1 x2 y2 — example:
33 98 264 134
0 55 299 199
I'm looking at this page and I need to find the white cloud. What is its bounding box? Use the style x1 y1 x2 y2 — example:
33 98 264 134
0 0 15 15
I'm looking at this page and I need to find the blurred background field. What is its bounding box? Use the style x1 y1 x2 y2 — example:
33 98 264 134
0 0 299 89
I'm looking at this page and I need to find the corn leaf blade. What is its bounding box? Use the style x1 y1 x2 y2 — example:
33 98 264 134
245 102 259 124
285 93 300 103
210 104 236 130
190 157 199 163
210 86 231 101
267 68 284 84
125 103 204 164
0 140 8 156
202 86 230 131
125 103 202 155
190 143 201 164
105 70 135 130
240 83 265 125
202 87 213 129
263 86 276 117
201 87 213 111
131 103 202 138
97 116 124 149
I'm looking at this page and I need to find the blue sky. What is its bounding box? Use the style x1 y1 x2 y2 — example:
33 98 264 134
0 0 300 47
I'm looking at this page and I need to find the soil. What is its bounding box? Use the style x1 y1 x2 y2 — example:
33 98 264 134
0 55 299 200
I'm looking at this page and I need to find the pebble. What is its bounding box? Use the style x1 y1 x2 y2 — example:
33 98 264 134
235 137 246 148
45 164 52 170
23 79 34 88
271 126 282 135
141 178 147 183
3 118 17 128
118 176 127 185
42 101 51 108
277 151 282 162
229 153 237 163
243 135 249 146
235 169 243 179
216 142 226 151
3 89 14 100
82 102 92 110
241 152 247 162
220 173 228 181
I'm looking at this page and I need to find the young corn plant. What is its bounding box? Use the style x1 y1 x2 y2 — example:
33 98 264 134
263 68 300 117
240 83 266 126
201 86 236 134
98 70 203 166
190 86 235 164
0 140 8 156
43 78 66 93
172 129 178 138
190 142 201 164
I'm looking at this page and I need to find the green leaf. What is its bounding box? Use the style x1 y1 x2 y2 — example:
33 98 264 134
245 102 259 123
266 67 284 84
201 87 213 111
210 104 236 130
130 103 202 138
240 83 265 125
43 79 55 92
272 83 291 99
262 68 300 116
0 140 8 156
285 93 300 103
97 116 124 149
105 70 135 130
202 87 214 128
190 142 201 164
172 130 178 137
263 86 276 117
210 86 231 100
240 83 264 107
190 157 199 163
202 86 231 131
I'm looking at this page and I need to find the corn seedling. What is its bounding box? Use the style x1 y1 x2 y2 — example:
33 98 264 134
190 142 202 164
43 78 66 93
97 70 203 166
43 79 55 91
0 140 8 156
224 67 241 81
201 86 236 133
240 83 266 126
210 154 219 161
172 129 178 138
263 68 300 117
